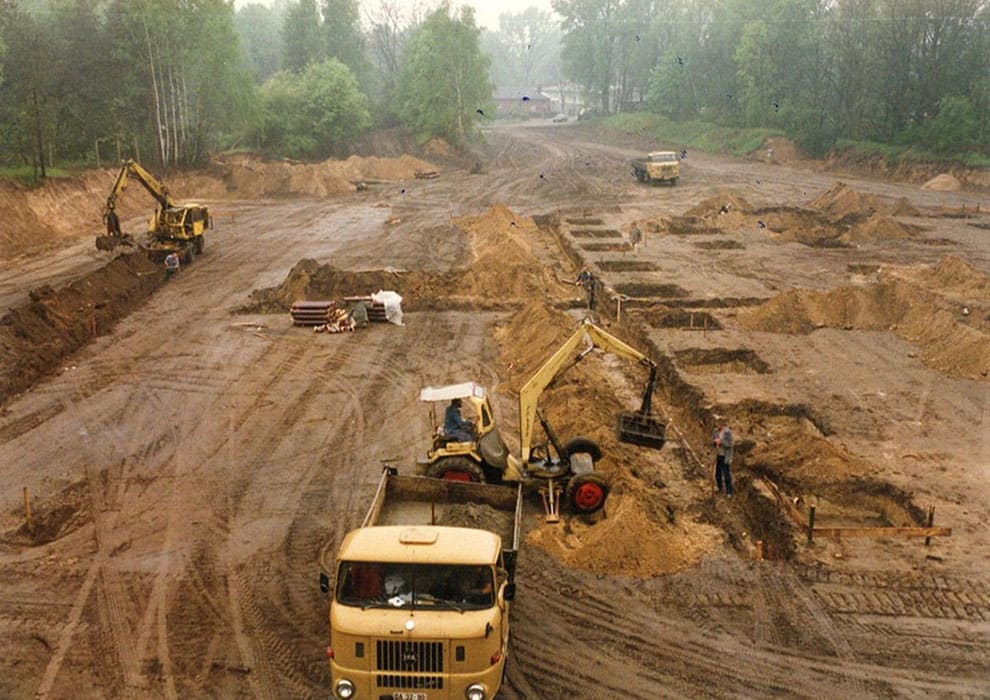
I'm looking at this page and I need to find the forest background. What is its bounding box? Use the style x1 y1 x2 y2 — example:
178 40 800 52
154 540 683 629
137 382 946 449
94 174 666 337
0 0 986 179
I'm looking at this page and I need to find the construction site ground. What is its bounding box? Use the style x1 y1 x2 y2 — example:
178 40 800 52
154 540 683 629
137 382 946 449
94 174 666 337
1 122 988 698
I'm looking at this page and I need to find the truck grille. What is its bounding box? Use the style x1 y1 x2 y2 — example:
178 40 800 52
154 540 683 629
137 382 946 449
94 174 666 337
375 640 444 689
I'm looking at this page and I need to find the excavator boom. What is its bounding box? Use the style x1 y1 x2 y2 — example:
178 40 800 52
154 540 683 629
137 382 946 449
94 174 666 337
518 318 665 460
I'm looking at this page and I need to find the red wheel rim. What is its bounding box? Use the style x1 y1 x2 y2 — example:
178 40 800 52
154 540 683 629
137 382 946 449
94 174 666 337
573 482 605 510
443 470 473 482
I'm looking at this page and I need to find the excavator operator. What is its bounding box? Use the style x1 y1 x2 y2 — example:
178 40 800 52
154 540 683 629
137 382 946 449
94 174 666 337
444 398 476 442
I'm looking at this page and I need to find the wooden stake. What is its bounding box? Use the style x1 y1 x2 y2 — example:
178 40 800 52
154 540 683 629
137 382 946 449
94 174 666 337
807 505 816 544
925 506 935 546
23 486 34 535
755 540 764 560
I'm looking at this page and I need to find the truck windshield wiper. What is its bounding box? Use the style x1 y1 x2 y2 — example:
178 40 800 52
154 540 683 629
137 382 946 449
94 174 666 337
414 595 464 612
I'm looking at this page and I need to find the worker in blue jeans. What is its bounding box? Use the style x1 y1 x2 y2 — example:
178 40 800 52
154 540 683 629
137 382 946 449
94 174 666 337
713 422 735 496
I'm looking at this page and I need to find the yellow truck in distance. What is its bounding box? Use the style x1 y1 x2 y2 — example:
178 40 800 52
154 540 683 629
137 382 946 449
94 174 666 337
631 150 680 185
319 467 522 700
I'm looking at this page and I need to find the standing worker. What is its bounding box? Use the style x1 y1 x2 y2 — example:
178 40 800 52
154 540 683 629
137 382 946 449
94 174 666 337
713 420 735 497
164 252 180 279
575 267 597 309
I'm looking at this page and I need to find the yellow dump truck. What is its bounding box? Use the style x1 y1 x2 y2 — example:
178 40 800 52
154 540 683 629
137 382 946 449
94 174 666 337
630 150 680 185
319 467 522 700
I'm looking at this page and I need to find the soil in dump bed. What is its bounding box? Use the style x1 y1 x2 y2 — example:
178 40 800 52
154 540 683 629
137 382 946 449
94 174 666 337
436 502 515 547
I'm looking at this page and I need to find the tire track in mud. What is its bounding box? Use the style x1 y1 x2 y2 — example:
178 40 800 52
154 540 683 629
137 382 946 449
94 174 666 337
506 555 984 698
37 385 178 698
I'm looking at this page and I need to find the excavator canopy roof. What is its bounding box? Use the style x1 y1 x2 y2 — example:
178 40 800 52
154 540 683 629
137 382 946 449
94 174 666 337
419 382 486 403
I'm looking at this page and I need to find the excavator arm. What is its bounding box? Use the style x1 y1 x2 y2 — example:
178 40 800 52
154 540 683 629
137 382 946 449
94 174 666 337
517 318 661 461
106 159 176 212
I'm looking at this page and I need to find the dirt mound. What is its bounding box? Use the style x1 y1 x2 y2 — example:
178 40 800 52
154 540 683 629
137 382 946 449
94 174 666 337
526 491 719 576
922 173 962 191
0 169 155 262
0 252 165 405
452 204 575 303
738 257 990 380
248 205 577 312
763 136 803 163
807 181 886 221
845 214 920 243
683 192 754 219
915 255 990 295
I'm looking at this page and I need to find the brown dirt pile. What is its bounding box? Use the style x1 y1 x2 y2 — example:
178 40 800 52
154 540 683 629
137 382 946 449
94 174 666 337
249 205 577 311
453 204 576 304
219 153 439 198
922 173 962 191
0 170 153 262
0 252 164 405
737 256 990 380
494 303 720 576
844 214 921 243
807 181 922 222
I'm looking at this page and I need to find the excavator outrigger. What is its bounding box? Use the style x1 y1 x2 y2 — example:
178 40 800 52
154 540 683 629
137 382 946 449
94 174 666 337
96 159 210 262
419 318 667 521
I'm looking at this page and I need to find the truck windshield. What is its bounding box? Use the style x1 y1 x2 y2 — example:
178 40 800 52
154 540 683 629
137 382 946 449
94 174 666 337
336 562 495 610
649 153 677 162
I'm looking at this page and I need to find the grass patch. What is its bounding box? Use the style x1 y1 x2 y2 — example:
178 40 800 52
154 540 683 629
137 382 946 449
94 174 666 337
833 138 989 170
0 165 75 185
602 113 783 157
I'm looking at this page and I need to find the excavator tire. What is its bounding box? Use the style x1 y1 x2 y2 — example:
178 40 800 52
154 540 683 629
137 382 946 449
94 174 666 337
566 472 609 514
428 456 485 483
564 437 602 462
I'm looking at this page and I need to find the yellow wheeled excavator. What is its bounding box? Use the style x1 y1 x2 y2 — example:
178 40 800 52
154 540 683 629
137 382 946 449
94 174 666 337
96 159 210 262
419 318 667 520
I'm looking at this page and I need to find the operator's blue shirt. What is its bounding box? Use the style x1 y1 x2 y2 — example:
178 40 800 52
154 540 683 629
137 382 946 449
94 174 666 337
445 403 472 434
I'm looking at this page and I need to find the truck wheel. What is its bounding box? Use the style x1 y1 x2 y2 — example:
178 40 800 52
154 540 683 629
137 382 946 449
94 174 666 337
564 437 602 462
428 457 485 483
566 472 609 513
195 236 204 255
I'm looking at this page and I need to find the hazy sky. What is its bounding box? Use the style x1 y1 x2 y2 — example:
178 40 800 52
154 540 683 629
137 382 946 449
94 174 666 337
235 0 557 33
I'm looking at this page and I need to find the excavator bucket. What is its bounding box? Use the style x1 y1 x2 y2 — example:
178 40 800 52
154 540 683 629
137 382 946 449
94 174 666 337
617 411 666 450
95 234 135 252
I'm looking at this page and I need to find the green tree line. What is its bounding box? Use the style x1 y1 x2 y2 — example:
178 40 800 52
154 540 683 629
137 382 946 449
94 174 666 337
551 0 989 157
0 0 492 175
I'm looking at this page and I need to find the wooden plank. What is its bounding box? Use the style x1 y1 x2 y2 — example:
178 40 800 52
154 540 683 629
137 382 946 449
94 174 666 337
811 526 951 539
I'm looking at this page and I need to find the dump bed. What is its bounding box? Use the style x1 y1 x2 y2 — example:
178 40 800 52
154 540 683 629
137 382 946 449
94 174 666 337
320 468 523 577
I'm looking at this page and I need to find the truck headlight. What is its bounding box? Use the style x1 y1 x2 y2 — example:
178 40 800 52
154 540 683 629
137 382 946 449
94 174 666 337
466 683 486 700
335 678 355 699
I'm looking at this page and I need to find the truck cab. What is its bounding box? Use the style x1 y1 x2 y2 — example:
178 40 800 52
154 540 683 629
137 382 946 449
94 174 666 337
320 469 521 700
631 150 680 185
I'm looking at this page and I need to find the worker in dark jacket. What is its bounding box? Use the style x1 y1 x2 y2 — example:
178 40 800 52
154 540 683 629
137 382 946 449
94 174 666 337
444 398 476 442
713 421 735 496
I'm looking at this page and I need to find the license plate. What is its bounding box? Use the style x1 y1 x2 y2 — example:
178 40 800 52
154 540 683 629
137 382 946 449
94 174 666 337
392 694 426 700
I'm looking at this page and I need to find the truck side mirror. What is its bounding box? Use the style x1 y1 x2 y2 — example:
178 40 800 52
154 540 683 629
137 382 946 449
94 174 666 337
503 583 516 602
320 572 330 594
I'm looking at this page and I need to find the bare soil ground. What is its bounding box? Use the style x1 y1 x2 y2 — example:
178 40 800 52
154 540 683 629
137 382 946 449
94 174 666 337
0 123 988 699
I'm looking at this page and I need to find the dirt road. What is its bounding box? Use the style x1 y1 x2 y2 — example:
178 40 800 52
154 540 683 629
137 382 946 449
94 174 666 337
1 123 988 698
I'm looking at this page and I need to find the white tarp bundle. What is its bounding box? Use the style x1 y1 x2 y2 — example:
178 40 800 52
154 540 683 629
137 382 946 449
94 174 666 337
371 289 403 325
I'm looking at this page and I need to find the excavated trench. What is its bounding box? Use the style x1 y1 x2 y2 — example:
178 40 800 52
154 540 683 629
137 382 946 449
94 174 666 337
674 348 771 374
568 228 623 238
596 260 659 272
580 242 631 252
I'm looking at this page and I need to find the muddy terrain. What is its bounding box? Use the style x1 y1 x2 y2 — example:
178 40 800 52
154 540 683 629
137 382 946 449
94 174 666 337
0 122 988 698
